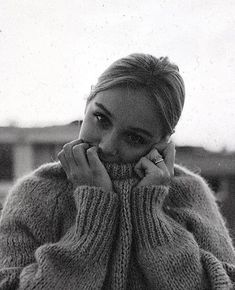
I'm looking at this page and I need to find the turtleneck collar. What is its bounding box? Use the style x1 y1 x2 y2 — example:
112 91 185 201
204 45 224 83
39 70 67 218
36 160 185 184
102 161 139 180
36 161 139 182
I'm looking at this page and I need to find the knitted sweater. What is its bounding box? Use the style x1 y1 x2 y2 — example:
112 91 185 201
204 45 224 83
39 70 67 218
0 161 235 290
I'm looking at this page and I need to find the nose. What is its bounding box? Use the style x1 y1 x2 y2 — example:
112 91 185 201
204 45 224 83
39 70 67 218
98 131 119 158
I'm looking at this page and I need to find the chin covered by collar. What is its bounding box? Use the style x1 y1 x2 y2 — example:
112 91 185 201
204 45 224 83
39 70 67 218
32 160 193 185
33 160 139 181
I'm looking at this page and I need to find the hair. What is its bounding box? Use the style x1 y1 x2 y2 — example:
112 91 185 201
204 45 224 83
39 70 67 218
87 53 185 137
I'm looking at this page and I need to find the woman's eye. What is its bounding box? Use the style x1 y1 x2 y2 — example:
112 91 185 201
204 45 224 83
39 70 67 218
126 134 146 145
93 113 110 128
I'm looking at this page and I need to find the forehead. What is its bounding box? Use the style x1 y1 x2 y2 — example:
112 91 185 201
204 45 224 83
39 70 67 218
90 87 163 136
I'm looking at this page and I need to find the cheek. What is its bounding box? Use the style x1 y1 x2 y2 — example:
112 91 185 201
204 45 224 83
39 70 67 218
118 145 151 163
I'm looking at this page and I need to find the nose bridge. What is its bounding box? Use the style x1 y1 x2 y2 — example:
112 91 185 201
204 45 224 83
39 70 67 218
100 129 118 154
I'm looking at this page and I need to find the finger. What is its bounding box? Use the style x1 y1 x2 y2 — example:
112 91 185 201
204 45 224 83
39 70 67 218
63 139 84 158
134 156 161 178
145 147 169 173
72 143 90 167
162 141 175 176
134 161 145 179
152 135 171 154
63 139 84 149
145 147 162 161
57 151 70 177
152 157 169 173
86 146 103 170
63 139 86 169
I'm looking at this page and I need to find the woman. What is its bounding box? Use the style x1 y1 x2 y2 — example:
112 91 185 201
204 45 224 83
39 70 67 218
0 53 235 289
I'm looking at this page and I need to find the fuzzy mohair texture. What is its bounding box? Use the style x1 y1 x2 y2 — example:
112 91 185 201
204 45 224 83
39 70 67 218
0 161 235 289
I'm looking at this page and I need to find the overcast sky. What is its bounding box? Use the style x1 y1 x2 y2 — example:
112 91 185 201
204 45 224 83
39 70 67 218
0 0 234 151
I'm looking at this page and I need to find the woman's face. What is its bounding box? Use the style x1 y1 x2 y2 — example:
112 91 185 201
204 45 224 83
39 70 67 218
79 87 165 163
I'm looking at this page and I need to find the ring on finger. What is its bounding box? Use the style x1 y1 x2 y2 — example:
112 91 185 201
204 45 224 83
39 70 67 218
151 157 164 165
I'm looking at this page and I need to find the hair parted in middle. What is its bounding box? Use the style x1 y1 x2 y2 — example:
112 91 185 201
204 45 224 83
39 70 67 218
87 53 185 137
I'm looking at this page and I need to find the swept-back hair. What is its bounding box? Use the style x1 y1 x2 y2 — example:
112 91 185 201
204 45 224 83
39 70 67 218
87 53 185 136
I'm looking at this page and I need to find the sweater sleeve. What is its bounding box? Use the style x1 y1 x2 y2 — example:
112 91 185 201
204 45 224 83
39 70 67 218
0 174 118 290
131 171 235 290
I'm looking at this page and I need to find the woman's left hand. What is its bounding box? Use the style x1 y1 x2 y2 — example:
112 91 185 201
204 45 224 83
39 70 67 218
134 140 175 188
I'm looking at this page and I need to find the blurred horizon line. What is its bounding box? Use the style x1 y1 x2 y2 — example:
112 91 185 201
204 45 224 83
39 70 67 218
1 120 234 154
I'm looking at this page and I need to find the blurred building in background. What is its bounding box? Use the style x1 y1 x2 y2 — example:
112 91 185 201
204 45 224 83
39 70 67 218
0 122 80 202
0 123 235 239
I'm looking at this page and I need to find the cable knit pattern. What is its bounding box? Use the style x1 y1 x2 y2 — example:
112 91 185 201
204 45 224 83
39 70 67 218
0 161 235 289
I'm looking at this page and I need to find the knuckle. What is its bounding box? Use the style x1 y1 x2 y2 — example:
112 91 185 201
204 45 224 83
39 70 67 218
149 151 161 159
153 147 160 153
63 139 82 150
72 143 88 153
148 148 155 155
75 143 89 153
86 147 94 154
70 139 82 146
75 139 84 145
63 144 72 155
62 145 68 152
87 147 98 159
57 150 63 158
63 141 73 149
72 145 79 152
80 142 90 148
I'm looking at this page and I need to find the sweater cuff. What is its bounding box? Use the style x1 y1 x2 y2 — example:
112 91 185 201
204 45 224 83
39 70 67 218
132 185 169 209
131 185 172 248
72 186 118 260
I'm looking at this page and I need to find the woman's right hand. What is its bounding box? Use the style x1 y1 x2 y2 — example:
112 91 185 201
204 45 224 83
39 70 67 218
57 139 113 192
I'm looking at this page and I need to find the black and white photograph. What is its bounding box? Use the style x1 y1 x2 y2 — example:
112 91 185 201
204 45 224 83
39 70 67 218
0 1 235 289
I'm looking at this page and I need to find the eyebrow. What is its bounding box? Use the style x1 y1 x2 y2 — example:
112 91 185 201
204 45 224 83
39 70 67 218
127 127 153 138
95 102 113 118
95 102 153 138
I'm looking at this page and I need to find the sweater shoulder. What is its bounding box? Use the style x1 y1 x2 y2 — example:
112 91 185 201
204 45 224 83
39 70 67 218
33 161 67 180
169 164 216 206
14 161 68 188
173 163 211 190
1 163 72 244
4 162 71 213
